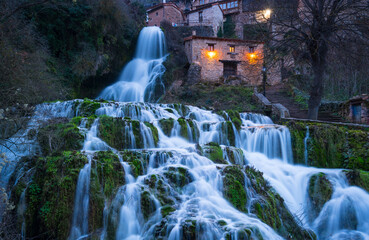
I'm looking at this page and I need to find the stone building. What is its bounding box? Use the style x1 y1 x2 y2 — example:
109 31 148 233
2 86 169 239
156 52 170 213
186 4 224 36
184 35 264 85
147 3 185 27
342 95 369 124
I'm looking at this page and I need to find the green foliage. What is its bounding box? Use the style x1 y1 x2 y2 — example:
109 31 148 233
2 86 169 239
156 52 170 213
225 110 242 130
162 83 259 113
24 151 87 239
222 166 247 212
76 98 101 117
345 169 369 193
38 119 84 155
282 120 369 170
307 173 333 220
223 16 236 39
203 142 226 164
164 166 193 189
159 118 175 136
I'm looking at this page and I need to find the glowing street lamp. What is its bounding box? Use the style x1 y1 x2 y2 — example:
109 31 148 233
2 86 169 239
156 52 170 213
263 9 271 19
207 51 216 59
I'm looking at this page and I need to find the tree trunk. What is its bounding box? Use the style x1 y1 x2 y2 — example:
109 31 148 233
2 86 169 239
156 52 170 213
308 40 327 120
308 61 325 119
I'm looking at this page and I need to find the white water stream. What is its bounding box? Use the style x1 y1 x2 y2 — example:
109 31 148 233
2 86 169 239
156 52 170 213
1 27 369 240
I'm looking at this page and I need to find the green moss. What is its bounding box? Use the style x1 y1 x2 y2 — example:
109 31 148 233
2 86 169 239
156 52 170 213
226 121 236 146
98 116 152 149
159 118 175 136
76 98 101 117
164 166 193 189
308 173 333 220
161 205 176 217
38 119 84 156
203 142 226 164
25 151 87 239
144 122 159 146
141 191 156 220
177 117 189 139
245 166 316 239
345 169 369 193
282 119 369 170
226 110 242 130
222 166 247 212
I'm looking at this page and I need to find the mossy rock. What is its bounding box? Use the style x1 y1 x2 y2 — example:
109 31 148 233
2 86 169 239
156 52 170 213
308 173 333 220
345 169 369 193
221 166 247 212
282 120 369 170
144 174 176 206
177 117 189 140
141 190 157 220
245 166 316 239
75 98 101 117
226 110 242 130
159 118 175 136
161 205 176 218
98 116 155 149
24 151 88 239
224 146 244 165
164 166 193 188
38 118 84 156
226 121 236 146
203 142 226 164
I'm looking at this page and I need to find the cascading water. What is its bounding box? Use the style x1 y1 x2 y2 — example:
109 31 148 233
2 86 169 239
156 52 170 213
3 99 369 239
98 27 167 102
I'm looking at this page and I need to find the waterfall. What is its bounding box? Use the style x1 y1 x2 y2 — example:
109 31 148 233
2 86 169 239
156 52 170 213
304 126 310 165
4 99 369 239
99 27 167 102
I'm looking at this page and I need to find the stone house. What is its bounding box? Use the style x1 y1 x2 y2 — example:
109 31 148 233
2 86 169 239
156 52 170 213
184 35 264 85
186 3 224 36
147 3 185 27
341 95 369 124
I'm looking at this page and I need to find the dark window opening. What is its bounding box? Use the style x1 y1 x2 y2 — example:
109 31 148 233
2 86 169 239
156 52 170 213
199 11 203 22
208 43 214 51
249 46 255 53
223 62 237 77
156 12 158 16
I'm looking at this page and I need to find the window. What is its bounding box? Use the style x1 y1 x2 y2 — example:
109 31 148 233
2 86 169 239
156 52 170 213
229 45 235 53
223 62 237 77
156 12 158 16
235 1 238 7
208 44 214 51
230 1 234 8
199 11 203 22
249 46 255 53
227 2 231 8
200 0 204 4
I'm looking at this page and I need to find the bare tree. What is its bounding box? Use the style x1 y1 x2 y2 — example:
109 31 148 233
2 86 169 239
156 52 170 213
266 0 369 119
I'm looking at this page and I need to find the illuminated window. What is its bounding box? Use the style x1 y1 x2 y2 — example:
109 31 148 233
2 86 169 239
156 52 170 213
200 0 204 4
227 2 230 8
208 44 214 51
235 1 238 7
249 46 255 53
230 1 234 8
229 45 235 53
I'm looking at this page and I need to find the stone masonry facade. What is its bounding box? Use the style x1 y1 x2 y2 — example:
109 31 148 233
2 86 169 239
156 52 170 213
147 3 185 27
184 36 264 85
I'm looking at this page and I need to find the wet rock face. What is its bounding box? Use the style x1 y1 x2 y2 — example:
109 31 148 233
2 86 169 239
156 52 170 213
308 172 333 220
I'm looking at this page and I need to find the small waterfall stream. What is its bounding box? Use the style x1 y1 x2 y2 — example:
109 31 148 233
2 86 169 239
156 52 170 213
99 26 166 102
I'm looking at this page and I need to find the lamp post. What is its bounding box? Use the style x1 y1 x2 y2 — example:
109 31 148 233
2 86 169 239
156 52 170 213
262 65 267 96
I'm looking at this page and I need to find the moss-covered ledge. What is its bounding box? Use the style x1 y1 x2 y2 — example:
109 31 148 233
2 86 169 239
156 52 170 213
280 119 369 170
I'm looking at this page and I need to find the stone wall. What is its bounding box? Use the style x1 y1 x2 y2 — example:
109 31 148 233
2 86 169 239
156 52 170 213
148 4 184 27
187 5 224 37
184 36 264 85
